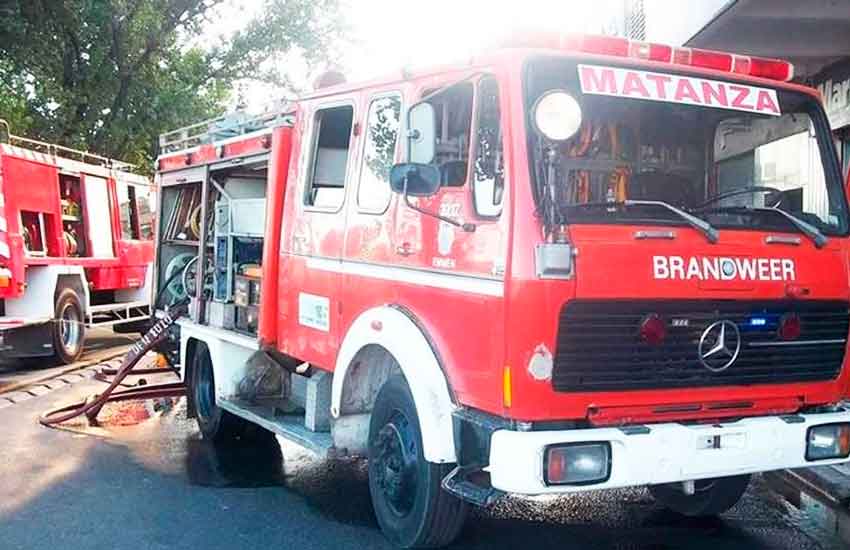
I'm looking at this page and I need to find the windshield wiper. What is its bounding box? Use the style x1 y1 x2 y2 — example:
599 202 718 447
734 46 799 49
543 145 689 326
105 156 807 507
704 205 828 248
564 199 719 244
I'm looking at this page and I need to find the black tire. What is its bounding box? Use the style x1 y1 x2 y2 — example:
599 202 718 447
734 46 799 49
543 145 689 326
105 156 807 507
368 375 467 548
52 288 85 364
190 343 249 443
649 474 750 517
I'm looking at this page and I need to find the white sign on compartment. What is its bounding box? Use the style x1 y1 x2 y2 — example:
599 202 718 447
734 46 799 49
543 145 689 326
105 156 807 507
298 292 330 332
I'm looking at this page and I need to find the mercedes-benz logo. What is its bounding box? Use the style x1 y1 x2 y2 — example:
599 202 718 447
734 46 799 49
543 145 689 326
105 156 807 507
698 320 741 372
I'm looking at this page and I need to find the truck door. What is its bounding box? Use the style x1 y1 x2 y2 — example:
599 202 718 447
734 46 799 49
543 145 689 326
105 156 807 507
282 99 359 368
340 91 403 330
391 75 509 408
82 174 116 258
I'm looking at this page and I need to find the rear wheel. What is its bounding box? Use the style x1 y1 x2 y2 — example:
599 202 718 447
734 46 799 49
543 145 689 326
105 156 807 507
52 288 85 364
368 375 467 548
191 343 249 443
649 474 750 517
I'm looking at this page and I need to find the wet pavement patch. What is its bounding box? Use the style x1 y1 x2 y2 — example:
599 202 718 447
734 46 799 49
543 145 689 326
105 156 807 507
765 471 850 547
98 401 154 426
15 386 849 550
282 452 376 527
185 429 285 488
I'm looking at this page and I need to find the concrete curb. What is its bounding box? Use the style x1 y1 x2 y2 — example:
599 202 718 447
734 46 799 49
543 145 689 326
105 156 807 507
781 465 850 507
0 350 127 399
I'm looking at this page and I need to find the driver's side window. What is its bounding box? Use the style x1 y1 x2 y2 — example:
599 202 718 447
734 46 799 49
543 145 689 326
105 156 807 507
714 115 828 222
422 83 474 187
418 78 504 218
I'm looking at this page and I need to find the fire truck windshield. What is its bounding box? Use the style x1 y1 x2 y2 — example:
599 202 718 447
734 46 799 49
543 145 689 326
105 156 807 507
525 57 849 239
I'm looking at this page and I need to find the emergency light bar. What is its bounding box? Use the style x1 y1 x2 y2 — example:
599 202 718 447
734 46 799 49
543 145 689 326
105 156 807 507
507 33 794 82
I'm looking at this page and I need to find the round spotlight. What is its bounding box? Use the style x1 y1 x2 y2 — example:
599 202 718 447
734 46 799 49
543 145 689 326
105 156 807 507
532 90 583 142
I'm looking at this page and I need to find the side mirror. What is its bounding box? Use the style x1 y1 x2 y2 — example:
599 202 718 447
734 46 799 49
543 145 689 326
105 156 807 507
390 163 441 196
407 102 436 164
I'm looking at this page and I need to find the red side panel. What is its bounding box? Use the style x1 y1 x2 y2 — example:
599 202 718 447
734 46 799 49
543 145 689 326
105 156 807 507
0 154 16 299
157 133 273 172
85 265 148 290
0 154 63 297
258 127 293 347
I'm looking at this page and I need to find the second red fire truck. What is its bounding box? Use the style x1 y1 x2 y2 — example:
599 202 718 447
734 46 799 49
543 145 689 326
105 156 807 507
154 34 850 547
0 122 155 363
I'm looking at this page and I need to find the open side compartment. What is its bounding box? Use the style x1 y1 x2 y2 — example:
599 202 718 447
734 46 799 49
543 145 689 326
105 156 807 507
59 174 88 257
204 160 268 336
157 158 269 337
156 173 204 309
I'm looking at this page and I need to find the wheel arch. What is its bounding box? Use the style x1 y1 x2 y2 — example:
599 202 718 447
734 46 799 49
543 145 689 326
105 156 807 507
55 273 88 312
332 305 457 463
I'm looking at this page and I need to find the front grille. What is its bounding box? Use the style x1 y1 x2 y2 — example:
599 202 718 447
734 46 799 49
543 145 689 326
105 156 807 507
552 300 849 392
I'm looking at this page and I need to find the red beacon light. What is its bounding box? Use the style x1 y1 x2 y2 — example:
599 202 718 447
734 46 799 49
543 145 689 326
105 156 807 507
778 313 802 341
503 33 794 82
639 314 666 345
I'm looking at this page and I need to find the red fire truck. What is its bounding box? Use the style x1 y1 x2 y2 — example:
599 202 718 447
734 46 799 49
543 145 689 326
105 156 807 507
0 122 155 364
154 34 850 547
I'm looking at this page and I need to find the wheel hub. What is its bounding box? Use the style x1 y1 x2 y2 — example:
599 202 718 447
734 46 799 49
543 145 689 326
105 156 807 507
374 413 418 517
59 303 81 353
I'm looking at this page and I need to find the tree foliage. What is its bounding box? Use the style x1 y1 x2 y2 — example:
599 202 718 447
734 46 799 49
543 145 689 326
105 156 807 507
0 0 344 169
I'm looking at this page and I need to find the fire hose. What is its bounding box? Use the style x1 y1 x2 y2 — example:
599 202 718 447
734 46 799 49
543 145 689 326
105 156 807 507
40 236 197 427
39 301 188 427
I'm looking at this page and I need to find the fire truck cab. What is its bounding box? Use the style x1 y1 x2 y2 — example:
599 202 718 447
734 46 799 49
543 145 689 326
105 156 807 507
155 35 850 548
0 122 155 364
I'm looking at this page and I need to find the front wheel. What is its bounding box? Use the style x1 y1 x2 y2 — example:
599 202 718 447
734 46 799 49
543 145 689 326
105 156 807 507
52 288 85 364
368 375 467 548
649 474 750 517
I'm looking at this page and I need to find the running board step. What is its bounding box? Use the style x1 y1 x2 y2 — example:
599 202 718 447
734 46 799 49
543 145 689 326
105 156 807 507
219 397 335 458
441 466 505 507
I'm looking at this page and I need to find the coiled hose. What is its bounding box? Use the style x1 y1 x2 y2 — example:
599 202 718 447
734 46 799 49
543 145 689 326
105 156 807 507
40 243 203 427
40 301 188 427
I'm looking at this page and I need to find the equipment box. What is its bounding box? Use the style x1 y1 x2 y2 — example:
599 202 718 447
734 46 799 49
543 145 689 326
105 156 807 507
234 274 261 333
234 275 261 307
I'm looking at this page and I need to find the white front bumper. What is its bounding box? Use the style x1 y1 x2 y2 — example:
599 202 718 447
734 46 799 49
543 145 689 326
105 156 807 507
487 409 850 495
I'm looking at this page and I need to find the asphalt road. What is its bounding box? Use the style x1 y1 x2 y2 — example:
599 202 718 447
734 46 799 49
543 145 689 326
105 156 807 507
0 326 134 392
0 376 846 550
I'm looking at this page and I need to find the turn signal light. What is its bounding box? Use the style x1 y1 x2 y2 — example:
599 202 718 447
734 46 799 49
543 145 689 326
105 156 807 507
545 442 611 485
778 313 802 341
806 423 850 461
639 314 666 345
502 366 512 408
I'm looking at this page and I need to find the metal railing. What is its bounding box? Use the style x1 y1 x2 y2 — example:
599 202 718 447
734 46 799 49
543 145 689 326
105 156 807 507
158 101 294 154
0 118 138 171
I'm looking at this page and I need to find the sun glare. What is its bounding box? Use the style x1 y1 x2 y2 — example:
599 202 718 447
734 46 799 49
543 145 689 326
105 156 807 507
343 0 622 81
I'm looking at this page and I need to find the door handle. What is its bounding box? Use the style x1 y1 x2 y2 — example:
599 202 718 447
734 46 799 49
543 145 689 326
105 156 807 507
395 242 415 256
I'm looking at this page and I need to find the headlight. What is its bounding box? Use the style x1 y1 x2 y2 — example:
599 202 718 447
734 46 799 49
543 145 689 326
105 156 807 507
545 442 611 485
806 423 850 461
